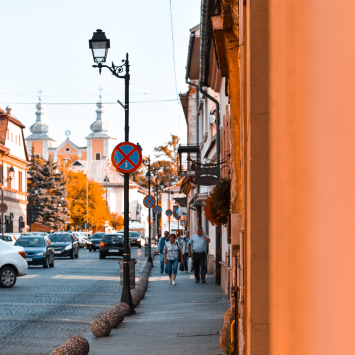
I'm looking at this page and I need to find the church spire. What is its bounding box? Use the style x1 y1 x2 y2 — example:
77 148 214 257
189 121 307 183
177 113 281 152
89 92 111 135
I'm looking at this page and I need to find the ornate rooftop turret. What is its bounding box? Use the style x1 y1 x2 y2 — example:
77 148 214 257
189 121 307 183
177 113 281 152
26 94 54 141
86 93 112 139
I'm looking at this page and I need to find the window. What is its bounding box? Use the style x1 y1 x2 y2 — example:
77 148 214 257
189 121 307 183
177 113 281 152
65 147 71 152
7 130 9 140
15 135 17 144
11 133 13 142
7 168 11 188
18 171 22 192
95 153 101 160
0 165 2 185
19 135 21 146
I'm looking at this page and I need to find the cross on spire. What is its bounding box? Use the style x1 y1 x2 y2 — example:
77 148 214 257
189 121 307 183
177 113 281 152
38 89 43 98
99 87 104 96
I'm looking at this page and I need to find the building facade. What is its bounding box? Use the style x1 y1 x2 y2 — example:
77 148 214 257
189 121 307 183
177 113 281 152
0 107 28 233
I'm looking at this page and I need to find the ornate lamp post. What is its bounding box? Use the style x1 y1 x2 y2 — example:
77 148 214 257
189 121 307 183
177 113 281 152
103 175 109 206
154 180 164 243
89 29 134 312
1 166 14 239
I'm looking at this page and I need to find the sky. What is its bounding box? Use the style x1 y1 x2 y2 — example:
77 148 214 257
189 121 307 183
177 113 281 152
0 0 201 158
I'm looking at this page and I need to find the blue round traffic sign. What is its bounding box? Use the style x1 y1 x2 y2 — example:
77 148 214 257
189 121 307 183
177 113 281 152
153 206 162 215
111 142 142 173
166 209 173 217
143 195 156 208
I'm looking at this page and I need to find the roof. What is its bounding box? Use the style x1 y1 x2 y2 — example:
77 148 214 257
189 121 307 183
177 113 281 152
179 92 189 123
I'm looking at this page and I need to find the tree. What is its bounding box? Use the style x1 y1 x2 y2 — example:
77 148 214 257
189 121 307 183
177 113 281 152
110 213 124 231
153 134 180 185
66 171 110 231
28 154 69 229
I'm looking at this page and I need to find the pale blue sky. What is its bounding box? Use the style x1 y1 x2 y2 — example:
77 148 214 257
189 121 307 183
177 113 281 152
0 0 200 157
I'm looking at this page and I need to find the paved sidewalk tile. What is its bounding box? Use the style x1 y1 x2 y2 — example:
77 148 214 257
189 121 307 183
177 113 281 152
85 254 230 355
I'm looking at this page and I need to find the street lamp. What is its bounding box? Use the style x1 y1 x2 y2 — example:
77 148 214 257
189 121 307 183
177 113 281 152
89 29 134 312
57 196 64 231
103 175 109 206
89 29 110 64
29 188 38 232
154 181 164 243
0 166 15 239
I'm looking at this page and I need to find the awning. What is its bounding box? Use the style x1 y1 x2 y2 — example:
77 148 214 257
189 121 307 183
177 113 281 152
173 197 188 207
129 221 146 231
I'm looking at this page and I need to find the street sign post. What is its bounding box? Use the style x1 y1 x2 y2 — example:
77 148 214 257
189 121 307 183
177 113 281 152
143 195 156 208
153 206 162 215
166 209 173 234
111 142 142 173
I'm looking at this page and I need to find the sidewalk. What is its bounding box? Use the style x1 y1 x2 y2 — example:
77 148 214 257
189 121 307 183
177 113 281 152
85 254 230 355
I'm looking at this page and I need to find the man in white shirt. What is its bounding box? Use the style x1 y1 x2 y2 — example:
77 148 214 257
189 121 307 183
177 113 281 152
188 226 210 283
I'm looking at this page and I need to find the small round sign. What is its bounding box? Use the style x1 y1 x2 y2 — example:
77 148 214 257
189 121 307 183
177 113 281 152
166 209 173 217
175 214 181 221
153 206 162 215
143 195 156 208
0 203 8 213
111 142 142 173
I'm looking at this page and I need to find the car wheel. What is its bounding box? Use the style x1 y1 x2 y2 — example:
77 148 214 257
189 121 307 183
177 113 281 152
0 267 17 288
99 252 105 259
93 247 96 252
43 257 49 268
70 250 75 259
88 247 92 252
138 244 142 248
49 257 55 267
75 249 79 258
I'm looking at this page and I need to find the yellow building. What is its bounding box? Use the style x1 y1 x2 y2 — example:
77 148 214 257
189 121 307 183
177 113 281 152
0 107 28 233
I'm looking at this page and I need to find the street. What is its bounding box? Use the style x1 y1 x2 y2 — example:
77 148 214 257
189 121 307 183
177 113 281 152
0 247 146 355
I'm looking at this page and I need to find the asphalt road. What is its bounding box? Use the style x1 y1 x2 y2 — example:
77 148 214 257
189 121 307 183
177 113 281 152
0 246 147 355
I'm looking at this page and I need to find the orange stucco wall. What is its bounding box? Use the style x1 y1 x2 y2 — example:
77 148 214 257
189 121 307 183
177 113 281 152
92 140 103 160
57 143 78 154
32 141 43 156
269 0 355 354
81 151 87 160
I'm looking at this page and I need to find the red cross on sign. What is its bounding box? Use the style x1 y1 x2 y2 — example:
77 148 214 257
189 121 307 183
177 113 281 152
143 195 156 208
111 142 142 173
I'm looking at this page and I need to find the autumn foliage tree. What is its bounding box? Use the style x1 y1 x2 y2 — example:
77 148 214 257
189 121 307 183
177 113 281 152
110 213 124 231
66 171 110 231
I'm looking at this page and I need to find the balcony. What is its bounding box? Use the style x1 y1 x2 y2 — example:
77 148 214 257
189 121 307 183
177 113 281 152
177 144 200 177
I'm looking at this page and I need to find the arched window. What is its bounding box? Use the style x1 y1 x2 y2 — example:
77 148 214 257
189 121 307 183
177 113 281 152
95 153 101 160
19 216 24 233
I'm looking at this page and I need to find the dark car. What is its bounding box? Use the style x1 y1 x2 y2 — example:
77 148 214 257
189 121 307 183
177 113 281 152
48 233 79 259
87 233 105 251
99 234 125 259
129 231 144 248
15 234 55 268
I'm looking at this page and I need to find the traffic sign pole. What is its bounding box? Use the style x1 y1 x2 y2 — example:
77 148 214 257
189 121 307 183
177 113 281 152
120 55 135 314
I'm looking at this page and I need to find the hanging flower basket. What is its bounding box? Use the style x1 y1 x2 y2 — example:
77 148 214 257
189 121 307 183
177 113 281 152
204 178 230 226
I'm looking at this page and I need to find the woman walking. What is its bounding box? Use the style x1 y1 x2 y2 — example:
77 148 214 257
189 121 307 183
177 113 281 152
163 234 183 285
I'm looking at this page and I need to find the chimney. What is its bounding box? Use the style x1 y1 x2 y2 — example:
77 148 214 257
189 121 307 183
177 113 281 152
5 106 12 116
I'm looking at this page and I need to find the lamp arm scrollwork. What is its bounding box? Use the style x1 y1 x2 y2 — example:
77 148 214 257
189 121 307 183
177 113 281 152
93 59 128 78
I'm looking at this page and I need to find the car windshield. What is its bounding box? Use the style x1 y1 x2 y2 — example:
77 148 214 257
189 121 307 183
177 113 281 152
49 234 72 243
103 235 124 243
129 232 140 239
15 237 45 247
92 233 105 239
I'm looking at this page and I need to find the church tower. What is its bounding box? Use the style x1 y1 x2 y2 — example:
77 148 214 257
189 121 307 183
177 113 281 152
86 93 114 160
25 94 54 159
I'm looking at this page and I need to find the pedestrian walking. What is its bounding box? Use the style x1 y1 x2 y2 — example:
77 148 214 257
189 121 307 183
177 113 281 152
188 226 210 283
163 234 183 285
182 230 190 272
157 231 169 274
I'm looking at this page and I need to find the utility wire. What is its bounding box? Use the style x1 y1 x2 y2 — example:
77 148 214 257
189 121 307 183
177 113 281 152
0 91 177 97
170 0 178 101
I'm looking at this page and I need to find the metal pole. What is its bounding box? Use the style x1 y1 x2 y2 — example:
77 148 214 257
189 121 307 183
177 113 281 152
121 53 134 313
147 156 153 263
1 187 4 240
86 177 88 235
168 191 170 234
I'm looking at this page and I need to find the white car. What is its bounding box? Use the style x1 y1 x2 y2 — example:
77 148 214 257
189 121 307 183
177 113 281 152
0 239 28 288
73 232 88 248
2 233 21 246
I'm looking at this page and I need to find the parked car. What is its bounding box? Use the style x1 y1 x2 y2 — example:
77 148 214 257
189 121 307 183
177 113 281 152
15 234 55 268
73 232 87 248
128 231 145 248
2 234 19 246
48 232 79 259
0 239 28 288
99 234 125 259
87 232 105 251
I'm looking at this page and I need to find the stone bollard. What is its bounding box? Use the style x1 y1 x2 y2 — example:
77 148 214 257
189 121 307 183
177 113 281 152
63 336 89 355
115 302 131 316
91 318 111 337
51 345 76 355
101 307 125 328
